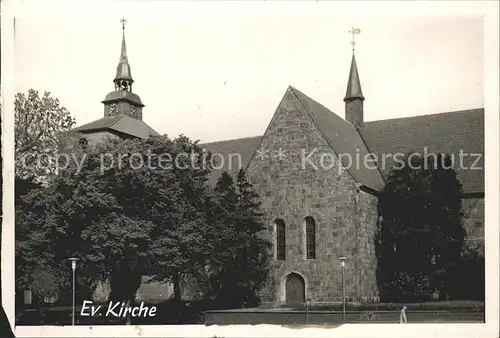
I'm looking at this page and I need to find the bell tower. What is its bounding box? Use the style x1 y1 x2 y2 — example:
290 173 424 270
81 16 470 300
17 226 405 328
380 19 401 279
102 18 145 120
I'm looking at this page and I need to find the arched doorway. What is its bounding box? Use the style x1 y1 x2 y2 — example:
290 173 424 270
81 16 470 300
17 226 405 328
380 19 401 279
285 273 305 305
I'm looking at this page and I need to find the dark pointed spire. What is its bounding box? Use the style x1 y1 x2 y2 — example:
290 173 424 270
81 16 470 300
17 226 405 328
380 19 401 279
120 28 128 61
344 54 364 102
114 18 133 89
344 28 364 128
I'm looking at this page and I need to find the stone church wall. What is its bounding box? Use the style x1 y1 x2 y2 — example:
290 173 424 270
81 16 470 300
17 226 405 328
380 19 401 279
82 131 121 148
354 191 379 302
462 197 485 255
246 89 379 305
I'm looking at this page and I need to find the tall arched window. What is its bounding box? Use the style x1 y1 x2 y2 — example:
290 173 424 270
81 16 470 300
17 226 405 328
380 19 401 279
305 216 316 259
275 219 286 260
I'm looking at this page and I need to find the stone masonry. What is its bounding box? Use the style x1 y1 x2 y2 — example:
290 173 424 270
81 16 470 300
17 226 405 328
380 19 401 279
80 131 120 147
462 197 485 255
245 87 379 305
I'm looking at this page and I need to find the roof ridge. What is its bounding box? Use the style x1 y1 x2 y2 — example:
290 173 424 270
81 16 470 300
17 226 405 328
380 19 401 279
73 114 159 139
290 86 385 191
290 86 359 129
355 123 388 186
107 114 126 129
73 115 120 130
290 86 362 186
364 108 484 125
119 114 160 135
240 87 296 173
200 135 262 145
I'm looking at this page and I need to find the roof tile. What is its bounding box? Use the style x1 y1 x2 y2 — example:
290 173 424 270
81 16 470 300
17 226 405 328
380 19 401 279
360 109 484 194
74 115 159 139
200 89 484 194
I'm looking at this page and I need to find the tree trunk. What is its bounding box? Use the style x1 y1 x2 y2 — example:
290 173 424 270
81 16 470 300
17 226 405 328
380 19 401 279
173 272 181 301
35 295 44 325
108 263 142 325
125 299 132 325
109 276 140 300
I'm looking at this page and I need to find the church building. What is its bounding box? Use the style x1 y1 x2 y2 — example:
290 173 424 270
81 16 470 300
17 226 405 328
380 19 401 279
74 23 484 305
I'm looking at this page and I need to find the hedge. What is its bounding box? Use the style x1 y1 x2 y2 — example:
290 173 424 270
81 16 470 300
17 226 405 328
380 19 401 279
283 300 484 312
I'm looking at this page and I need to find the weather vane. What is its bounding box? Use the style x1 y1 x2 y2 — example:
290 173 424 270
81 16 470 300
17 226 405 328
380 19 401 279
349 27 361 53
120 17 127 31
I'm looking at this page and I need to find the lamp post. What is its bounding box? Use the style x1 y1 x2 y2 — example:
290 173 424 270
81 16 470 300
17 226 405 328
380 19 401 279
338 256 347 323
305 298 311 325
68 257 79 326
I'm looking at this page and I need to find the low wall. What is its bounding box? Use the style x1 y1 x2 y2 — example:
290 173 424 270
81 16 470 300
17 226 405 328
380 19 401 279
204 310 484 325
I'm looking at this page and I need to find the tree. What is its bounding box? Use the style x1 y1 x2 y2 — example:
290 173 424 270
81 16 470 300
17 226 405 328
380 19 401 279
14 89 78 307
15 178 51 291
202 169 271 308
15 89 75 181
15 133 217 310
140 135 216 301
449 246 484 300
15 175 75 316
426 154 465 298
376 153 466 302
30 266 60 323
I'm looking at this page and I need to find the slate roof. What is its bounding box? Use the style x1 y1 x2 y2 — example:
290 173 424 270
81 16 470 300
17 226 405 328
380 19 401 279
200 88 484 194
201 136 262 187
73 114 159 139
102 91 144 107
114 26 134 84
200 86 386 191
291 87 385 191
359 109 484 194
344 55 365 101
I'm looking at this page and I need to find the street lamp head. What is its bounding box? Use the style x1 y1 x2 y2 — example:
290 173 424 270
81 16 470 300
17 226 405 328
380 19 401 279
306 298 311 306
338 256 347 267
68 257 79 270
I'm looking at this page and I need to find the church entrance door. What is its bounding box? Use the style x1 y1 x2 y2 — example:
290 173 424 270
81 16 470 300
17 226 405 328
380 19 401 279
285 273 305 305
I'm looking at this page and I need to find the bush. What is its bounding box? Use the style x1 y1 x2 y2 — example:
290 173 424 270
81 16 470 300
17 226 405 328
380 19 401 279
448 249 484 301
381 272 432 303
291 300 484 312
31 267 59 301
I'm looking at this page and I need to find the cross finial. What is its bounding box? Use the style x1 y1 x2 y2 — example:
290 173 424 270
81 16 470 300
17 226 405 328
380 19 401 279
120 17 127 32
349 27 361 54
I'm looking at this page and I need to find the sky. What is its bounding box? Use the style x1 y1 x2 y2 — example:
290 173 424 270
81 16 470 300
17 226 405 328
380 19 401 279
12 1 484 143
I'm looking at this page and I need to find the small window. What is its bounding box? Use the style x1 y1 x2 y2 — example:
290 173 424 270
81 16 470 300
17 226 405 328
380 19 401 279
475 221 482 228
276 219 286 260
305 216 316 259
